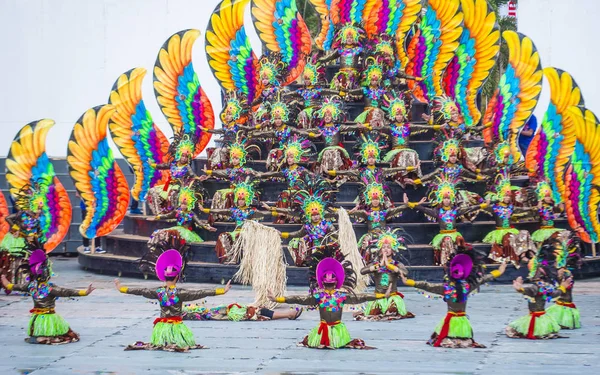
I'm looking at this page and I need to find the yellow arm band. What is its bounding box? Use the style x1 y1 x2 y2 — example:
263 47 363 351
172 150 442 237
255 125 261 129
386 263 399 273
309 132 316 138
78 290 87 296
405 279 416 287
202 208 210 214
413 178 422 185
6 283 14 291
375 293 387 299
476 175 485 181
479 203 488 209
339 91 346 96
271 210 279 217
433 125 441 130
407 202 417 209
206 170 213 176
475 168 481 173
281 232 289 239
327 170 336 177
215 288 225 295
119 287 128 293
490 270 501 278
558 286 567 294
406 166 415 172
275 297 286 303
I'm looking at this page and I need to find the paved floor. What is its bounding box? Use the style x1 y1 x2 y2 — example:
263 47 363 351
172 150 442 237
1 258 599 375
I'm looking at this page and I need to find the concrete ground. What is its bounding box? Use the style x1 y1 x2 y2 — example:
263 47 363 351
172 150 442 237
1 258 599 375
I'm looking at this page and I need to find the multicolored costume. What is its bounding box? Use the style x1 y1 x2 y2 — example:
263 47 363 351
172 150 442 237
531 181 564 243
117 250 226 351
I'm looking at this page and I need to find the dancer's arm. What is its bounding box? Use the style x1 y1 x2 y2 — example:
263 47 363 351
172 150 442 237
326 169 359 178
199 206 229 216
193 215 217 231
179 280 231 302
270 293 318 306
155 211 176 220
387 204 408 218
114 279 157 299
0 274 27 291
399 273 444 295
347 209 368 220
346 293 380 304
479 262 507 284
280 227 306 239
51 284 95 297
360 263 379 275
458 202 489 217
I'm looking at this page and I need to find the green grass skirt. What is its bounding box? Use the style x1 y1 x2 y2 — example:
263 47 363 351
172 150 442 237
546 303 581 329
150 322 196 348
167 226 203 243
28 313 70 337
508 313 560 337
433 315 473 338
364 295 408 315
531 227 563 243
483 228 519 244
306 322 352 349
431 231 462 250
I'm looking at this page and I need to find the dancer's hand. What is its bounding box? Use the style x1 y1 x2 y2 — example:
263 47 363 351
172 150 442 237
498 262 508 275
512 276 523 291
261 202 272 210
207 225 218 232
403 193 409 204
114 278 122 290
224 280 232 293
399 272 408 285
385 284 392 298
418 197 427 205
0 274 9 288
267 290 276 302
86 283 96 295
560 277 573 290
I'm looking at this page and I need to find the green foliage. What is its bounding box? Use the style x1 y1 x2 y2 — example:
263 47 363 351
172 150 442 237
296 0 321 40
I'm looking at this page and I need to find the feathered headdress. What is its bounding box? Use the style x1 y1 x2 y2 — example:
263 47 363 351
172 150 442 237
258 55 284 86
228 133 260 166
293 175 335 222
431 96 459 121
282 135 314 164
302 56 325 85
489 171 515 201
306 241 356 293
429 175 458 205
362 57 384 85
172 133 196 161
535 180 553 202
528 242 558 280
362 181 386 205
315 96 343 121
494 141 513 165
355 133 387 163
141 229 190 281
373 38 395 59
177 184 199 211
383 94 408 120
436 139 462 162
375 228 407 254
232 181 257 207
269 100 290 122
220 92 245 122
334 23 364 47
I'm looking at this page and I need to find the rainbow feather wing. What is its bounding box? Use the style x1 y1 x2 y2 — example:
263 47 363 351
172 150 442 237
405 28 427 102
251 0 312 85
308 0 336 51
67 106 130 239
525 68 584 202
205 0 260 104
446 0 500 126
154 29 214 157
0 193 8 244
331 0 368 25
563 107 600 242
5 120 72 252
108 68 170 203
410 0 464 101
394 0 422 70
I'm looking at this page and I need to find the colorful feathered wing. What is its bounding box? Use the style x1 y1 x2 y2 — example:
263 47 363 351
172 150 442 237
154 29 214 157
0 193 10 245
443 0 500 126
364 0 420 43
67 106 130 239
525 68 584 203
330 0 370 26
562 107 600 243
5 120 72 252
308 0 335 51
205 0 260 104
407 0 464 102
251 0 312 85
394 0 422 70
108 68 170 203
483 31 543 159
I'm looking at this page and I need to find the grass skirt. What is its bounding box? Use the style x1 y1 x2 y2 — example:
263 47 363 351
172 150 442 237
166 226 203 243
483 228 519 245
355 294 415 321
531 227 563 243
301 322 373 349
546 303 581 329
431 231 461 250
506 312 561 339
27 313 79 344
126 321 205 352
428 315 484 348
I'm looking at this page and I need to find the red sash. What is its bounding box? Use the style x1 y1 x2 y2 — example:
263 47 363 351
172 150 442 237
153 316 183 325
434 311 466 347
556 300 576 309
390 291 405 299
527 311 546 339
317 320 341 347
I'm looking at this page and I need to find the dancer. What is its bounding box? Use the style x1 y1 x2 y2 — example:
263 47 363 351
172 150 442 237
400 248 507 348
268 257 383 349
354 229 415 321
320 24 366 91
0 249 95 344
115 250 231 351
183 302 302 321
530 181 564 244
505 244 572 339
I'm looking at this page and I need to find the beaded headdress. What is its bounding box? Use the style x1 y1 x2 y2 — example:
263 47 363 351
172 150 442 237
362 181 385 205
362 57 383 85
375 228 407 254
282 136 314 164
383 95 408 120
233 181 256 207
494 141 513 165
429 176 458 205
258 56 284 86
174 133 195 160
220 92 245 122
356 133 386 163
228 133 260 166
535 181 553 201
437 139 461 162
431 96 459 121
269 100 290 122
315 96 343 121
